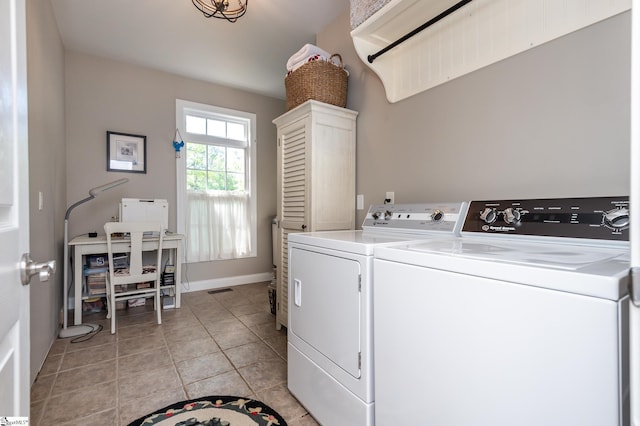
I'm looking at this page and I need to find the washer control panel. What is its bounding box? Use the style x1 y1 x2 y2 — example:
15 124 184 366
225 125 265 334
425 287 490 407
363 202 468 234
463 196 629 241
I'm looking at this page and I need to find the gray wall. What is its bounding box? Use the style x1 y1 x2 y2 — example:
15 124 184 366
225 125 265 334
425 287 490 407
318 11 631 226
26 0 66 381
64 52 283 284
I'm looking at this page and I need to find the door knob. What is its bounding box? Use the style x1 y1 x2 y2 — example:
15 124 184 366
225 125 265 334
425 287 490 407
20 253 56 285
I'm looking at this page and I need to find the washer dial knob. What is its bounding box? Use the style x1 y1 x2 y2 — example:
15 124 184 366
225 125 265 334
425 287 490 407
603 207 630 229
479 208 497 224
384 210 393 221
503 208 521 225
431 210 444 222
372 211 381 220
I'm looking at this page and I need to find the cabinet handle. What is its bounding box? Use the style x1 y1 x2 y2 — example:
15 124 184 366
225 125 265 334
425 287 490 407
294 279 302 306
301 224 307 230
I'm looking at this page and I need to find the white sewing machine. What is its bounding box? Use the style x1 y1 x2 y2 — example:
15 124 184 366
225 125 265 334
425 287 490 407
119 198 169 233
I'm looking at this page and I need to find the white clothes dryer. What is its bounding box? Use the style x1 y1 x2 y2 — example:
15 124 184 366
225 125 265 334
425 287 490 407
287 202 468 426
373 196 630 426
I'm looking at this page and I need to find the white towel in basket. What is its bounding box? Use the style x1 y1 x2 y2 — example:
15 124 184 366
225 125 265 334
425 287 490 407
286 43 334 72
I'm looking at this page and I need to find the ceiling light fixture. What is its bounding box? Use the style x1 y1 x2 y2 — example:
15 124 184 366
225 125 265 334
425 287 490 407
192 0 248 23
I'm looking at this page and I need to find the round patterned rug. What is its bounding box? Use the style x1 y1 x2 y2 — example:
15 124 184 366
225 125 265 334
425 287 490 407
127 396 288 426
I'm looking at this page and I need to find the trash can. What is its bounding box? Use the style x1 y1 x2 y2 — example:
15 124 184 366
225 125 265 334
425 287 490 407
269 217 278 315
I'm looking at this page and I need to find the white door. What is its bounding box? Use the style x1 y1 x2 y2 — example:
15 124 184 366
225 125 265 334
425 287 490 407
289 246 362 378
0 0 31 417
632 1 640 425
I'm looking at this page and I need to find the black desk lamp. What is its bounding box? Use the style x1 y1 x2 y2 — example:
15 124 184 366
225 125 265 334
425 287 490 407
59 178 128 338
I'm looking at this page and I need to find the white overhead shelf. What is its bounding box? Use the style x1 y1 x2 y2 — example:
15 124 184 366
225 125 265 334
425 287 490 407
351 0 631 103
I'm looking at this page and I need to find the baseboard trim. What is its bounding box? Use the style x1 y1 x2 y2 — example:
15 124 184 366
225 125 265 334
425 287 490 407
181 272 273 293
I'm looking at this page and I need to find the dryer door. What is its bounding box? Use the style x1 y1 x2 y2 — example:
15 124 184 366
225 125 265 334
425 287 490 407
289 246 361 378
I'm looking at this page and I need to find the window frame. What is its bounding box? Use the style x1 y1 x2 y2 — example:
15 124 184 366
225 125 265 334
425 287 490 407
176 98 257 261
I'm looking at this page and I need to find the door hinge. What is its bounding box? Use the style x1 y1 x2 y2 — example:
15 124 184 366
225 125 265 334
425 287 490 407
358 352 362 369
358 274 362 292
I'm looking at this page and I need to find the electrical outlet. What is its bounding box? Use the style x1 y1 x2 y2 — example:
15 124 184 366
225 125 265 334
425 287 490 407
385 191 394 204
357 194 364 210
38 191 43 211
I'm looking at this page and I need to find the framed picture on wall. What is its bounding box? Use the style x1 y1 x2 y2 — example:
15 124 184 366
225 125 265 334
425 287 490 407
107 131 146 173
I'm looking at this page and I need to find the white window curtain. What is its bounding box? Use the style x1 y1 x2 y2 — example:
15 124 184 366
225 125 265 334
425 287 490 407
186 191 252 261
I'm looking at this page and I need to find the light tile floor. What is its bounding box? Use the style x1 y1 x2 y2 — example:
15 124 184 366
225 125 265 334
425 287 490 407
30 282 319 426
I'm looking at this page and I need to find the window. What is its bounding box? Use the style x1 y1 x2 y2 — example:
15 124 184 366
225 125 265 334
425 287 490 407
186 144 245 192
176 99 257 262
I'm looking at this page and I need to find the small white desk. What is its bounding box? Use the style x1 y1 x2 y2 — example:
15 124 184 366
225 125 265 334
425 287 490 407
69 233 184 326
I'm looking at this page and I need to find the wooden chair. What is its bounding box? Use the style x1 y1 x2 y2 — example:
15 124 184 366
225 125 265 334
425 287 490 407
104 221 164 334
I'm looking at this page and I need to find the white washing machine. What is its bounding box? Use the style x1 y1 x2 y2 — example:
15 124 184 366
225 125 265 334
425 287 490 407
287 202 468 426
373 196 631 426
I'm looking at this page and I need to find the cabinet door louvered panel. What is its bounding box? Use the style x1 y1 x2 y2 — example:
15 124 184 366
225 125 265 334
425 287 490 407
276 229 291 328
281 126 307 228
276 120 308 329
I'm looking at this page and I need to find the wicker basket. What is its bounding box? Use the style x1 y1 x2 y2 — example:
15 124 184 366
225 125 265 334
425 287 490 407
285 54 348 111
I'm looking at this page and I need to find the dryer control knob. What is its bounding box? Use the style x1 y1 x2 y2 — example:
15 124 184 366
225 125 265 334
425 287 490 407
603 208 630 229
431 210 444 222
479 208 497 224
384 210 393 221
503 208 521 225
372 211 381 220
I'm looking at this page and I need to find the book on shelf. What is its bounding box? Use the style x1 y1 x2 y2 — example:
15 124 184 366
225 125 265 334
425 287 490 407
83 266 108 276
112 253 128 269
86 254 108 268
162 264 175 286
85 253 128 270
114 284 130 293
88 287 106 295
142 264 157 273
86 274 106 283
87 282 106 289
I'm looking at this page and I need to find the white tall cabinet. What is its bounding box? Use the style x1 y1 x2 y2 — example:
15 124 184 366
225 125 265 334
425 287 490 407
273 100 358 329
